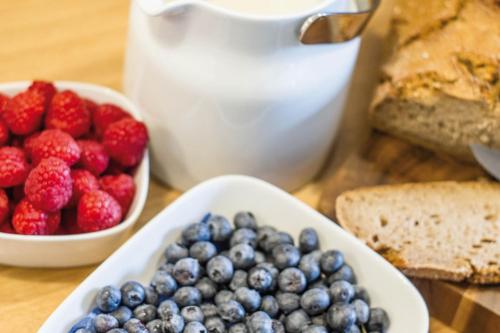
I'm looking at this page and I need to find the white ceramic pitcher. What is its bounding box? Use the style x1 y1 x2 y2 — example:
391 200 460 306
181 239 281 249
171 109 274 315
124 0 379 191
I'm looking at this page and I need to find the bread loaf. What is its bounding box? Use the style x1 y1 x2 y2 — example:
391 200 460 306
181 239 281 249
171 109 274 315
370 0 500 161
336 181 500 284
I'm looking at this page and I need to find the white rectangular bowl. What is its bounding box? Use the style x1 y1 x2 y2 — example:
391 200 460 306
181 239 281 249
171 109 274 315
39 175 429 332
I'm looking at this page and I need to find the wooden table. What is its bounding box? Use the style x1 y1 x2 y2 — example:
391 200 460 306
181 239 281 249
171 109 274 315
0 1 493 332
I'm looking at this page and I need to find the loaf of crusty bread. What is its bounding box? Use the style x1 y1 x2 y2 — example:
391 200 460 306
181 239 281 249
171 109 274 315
370 0 500 161
336 181 500 284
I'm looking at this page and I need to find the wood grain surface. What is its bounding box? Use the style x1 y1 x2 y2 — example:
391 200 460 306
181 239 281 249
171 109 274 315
0 0 490 332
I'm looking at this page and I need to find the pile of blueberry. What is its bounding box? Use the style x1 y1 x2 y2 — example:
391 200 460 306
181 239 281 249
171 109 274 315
71 212 390 333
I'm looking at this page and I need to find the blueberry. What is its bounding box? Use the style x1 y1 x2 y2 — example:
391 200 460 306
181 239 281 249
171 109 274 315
157 300 180 319
205 316 227 333
96 285 121 313
196 277 218 299
159 262 175 274
308 280 329 292
94 314 119 332
207 215 233 242
278 268 307 293
182 223 212 245
247 311 273 333
366 308 390 331
272 244 301 269
207 255 234 284
120 281 146 309
218 300 246 323
181 305 204 323
353 285 371 305
256 226 276 249
261 231 294 253
271 319 285 333
233 212 257 230
106 329 127 333
329 280 355 304
311 314 327 327
162 313 185 333
183 321 208 333
215 290 235 305
144 286 160 306
164 243 189 263
230 228 257 248
133 304 157 323
123 318 148 333
173 286 202 307
255 263 279 290
228 323 248 333
300 288 331 315
173 258 201 286
254 251 266 264
352 299 370 325
146 319 163 333
152 270 178 296
301 324 328 333
276 292 300 314
285 309 310 333
326 304 356 331
247 266 273 292
299 228 320 254
229 270 248 291
234 287 261 312
345 324 361 333
229 243 256 269
201 302 219 318
190 241 218 264
320 250 344 274
299 251 322 282
326 264 356 284
111 306 133 326
260 295 279 318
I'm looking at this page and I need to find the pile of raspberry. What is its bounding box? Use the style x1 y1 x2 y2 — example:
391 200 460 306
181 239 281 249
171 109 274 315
0 80 148 235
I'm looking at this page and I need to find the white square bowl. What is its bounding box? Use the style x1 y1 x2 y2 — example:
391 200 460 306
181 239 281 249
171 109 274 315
0 81 149 267
39 175 428 332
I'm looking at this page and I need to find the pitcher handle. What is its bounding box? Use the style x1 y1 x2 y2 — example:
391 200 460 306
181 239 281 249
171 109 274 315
300 0 380 44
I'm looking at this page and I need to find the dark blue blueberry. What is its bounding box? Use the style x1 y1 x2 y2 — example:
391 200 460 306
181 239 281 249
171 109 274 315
189 241 217 264
151 270 178 296
301 325 328 333
352 299 370 325
230 228 257 248
123 318 148 333
106 329 127 333
173 286 202 307
345 324 361 333
299 251 322 282
299 228 320 254
271 319 285 333
96 286 121 313
229 270 248 291
229 243 256 269
218 300 246 323
120 281 146 309
94 313 119 333
181 305 204 323
234 287 261 312
326 264 357 284
182 223 211 246
276 292 300 314
247 311 273 333
145 319 163 333
311 314 327 326
215 290 235 305
353 285 371 305
255 263 279 290
207 255 234 284
183 321 208 333
201 303 219 318
162 313 185 333
164 243 189 263
260 295 279 318
158 262 175 274
308 280 329 292
329 280 355 304
320 250 344 274
272 244 301 269
285 309 310 333
254 251 266 264
261 231 294 253
133 304 157 323
157 300 180 319
228 323 248 333
205 316 226 333
326 304 356 331
300 288 331 315
195 277 218 299
278 268 307 293
144 286 159 306
366 308 390 331
110 306 132 326
173 257 201 286
207 215 233 242
256 226 276 250
247 266 273 292
233 212 257 230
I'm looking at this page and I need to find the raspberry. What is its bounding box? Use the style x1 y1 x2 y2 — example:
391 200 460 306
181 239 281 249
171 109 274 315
84 99 99 115
31 129 81 166
77 140 109 176
22 131 41 161
61 209 85 234
3 90 45 135
0 222 15 234
103 118 148 167
0 93 9 113
0 147 30 188
0 189 9 225
28 80 57 103
70 169 99 206
46 90 91 138
24 157 72 212
77 190 122 232
12 199 60 235
0 117 10 146
99 173 135 215
93 103 131 138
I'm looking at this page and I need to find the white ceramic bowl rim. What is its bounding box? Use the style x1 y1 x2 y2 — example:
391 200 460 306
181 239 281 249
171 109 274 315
0 81 149 243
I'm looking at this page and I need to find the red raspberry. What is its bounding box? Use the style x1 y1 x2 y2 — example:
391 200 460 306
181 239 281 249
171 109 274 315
31 129 81 166
24 157 72 212
61 209 85 234
84 99 99 115
77 140 109 176
22 131 41 161
99 173 135 216
45 90 91 138
103 118 148 167
0 93 9 113
77 190 122 232
0 147 30 188
28 80 57 103
70 169 99 206
0 189 9 225
0 118 10 146
12 199 60 235
3 90 45 135
0 222 15 234
93 103 131 138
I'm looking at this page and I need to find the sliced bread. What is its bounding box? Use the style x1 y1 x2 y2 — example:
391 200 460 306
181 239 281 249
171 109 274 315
335 181 500 284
